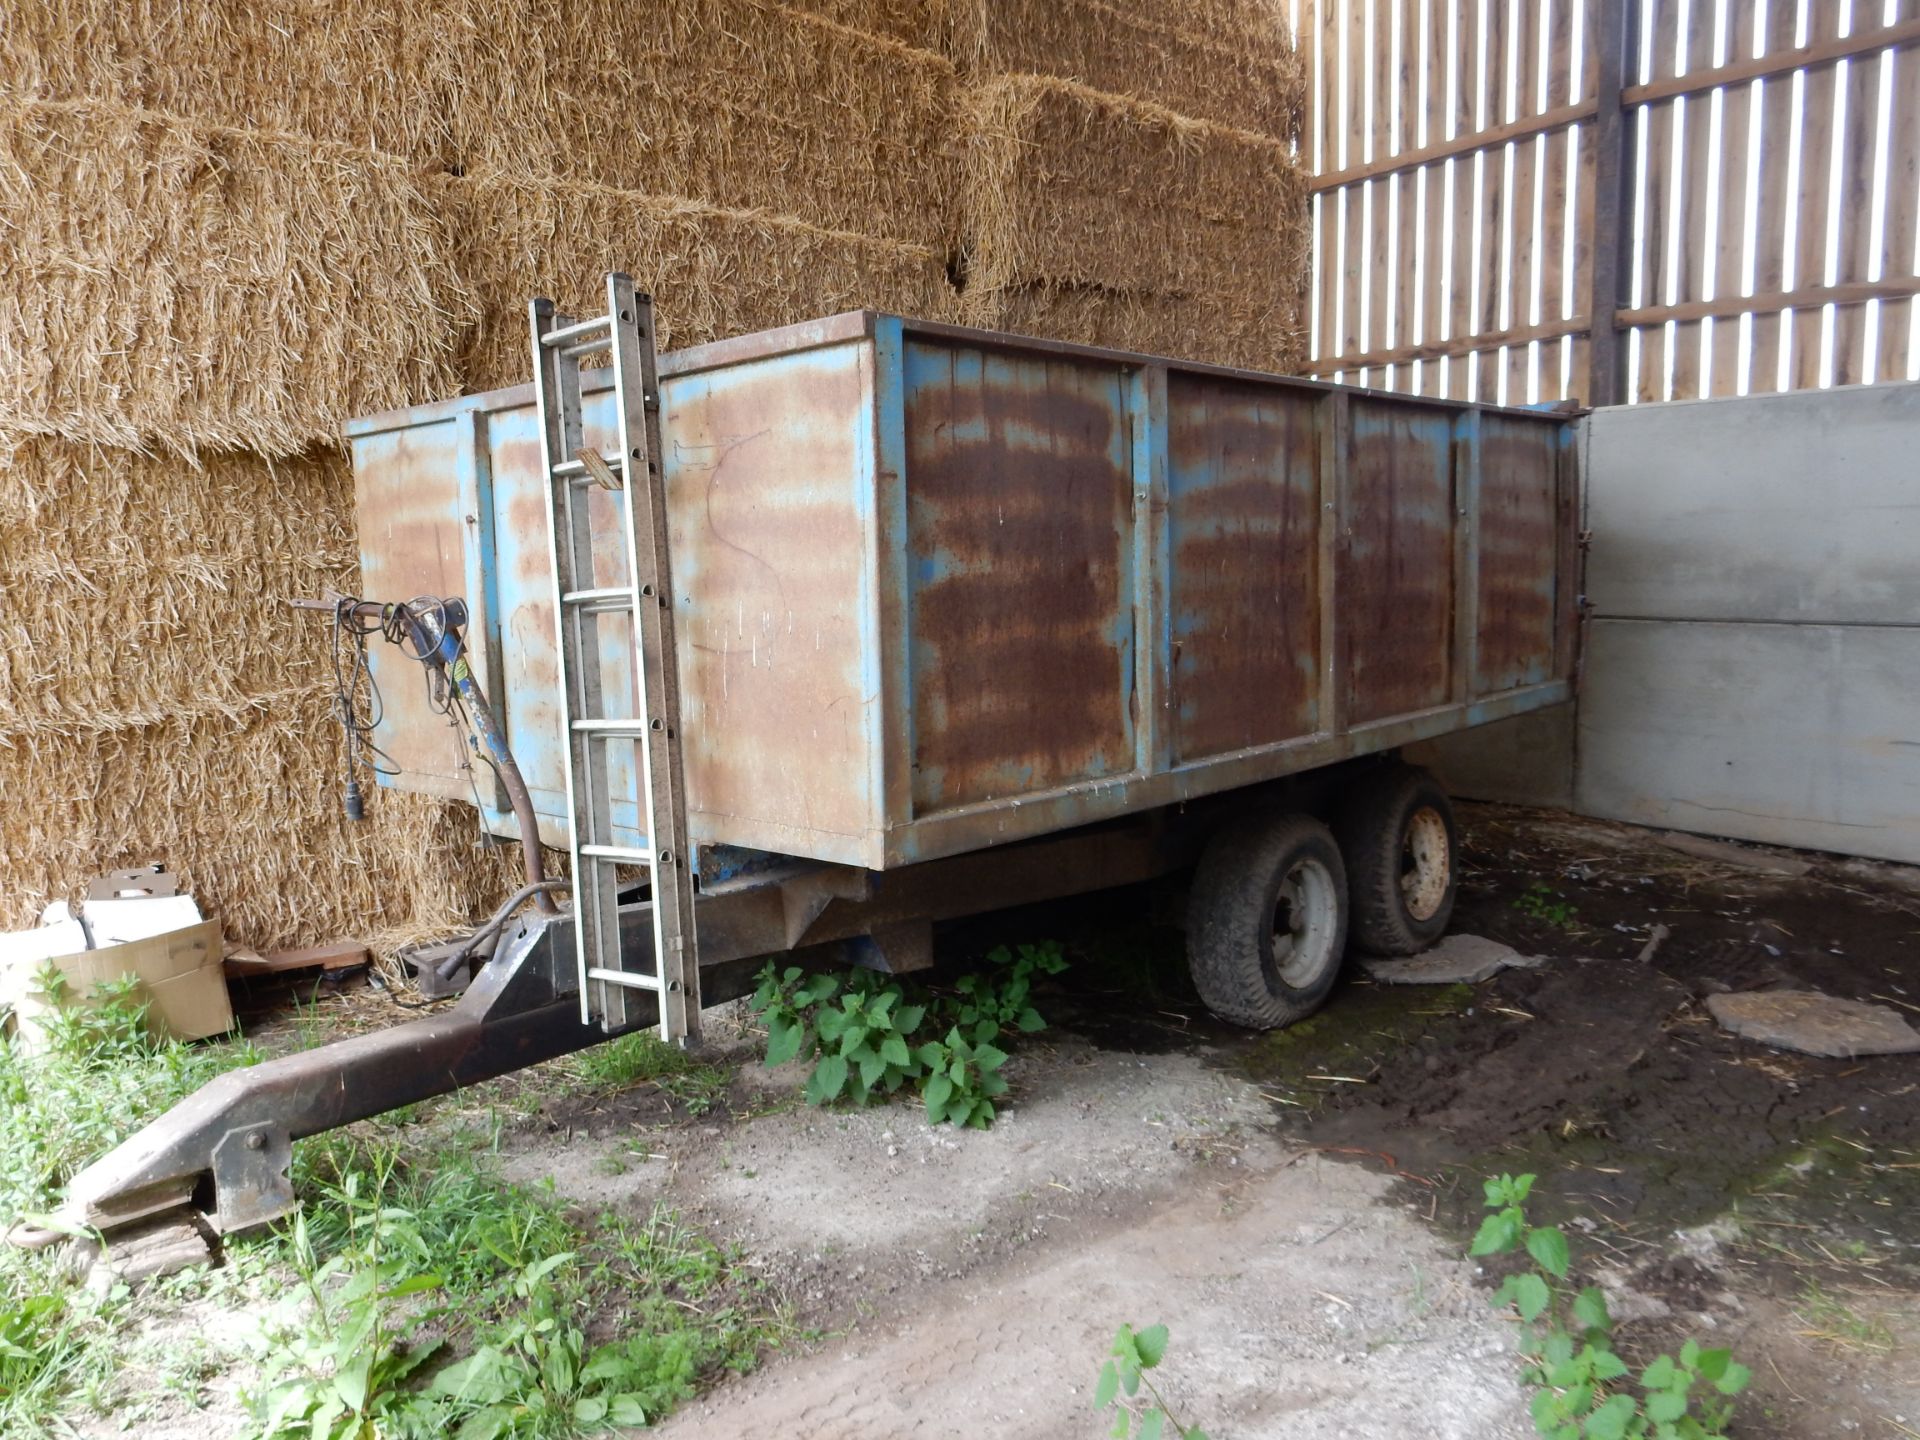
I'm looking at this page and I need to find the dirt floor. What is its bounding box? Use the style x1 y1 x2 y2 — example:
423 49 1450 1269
502 1019 1532 1438
129 803 1920 1436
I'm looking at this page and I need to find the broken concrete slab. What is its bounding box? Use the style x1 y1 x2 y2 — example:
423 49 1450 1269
1705 990 1920 1058
1656 831 1812 877
1362 933 1542 985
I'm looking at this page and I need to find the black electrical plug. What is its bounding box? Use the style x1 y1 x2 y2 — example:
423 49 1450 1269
343 776 365 822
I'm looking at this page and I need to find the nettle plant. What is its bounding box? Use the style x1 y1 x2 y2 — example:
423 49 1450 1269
1092 1323 1208 1440
1474 1174 1751 1440
748 942 1064 1128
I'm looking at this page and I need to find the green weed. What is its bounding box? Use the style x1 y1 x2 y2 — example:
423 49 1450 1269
569 1031 731 1114
0 969 261 1436
1513 882 1579 929
241 1139 777 1438
1474 1173 1751 1439
1092 1322 1208 1439
1 966 773 1438
748 942 1066 1128
1794 1280 1894 1353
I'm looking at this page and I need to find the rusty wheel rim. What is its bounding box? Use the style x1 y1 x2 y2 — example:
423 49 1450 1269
1400 806 1451 922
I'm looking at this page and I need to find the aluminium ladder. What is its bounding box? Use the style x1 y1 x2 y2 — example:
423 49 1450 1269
529 274 700 1044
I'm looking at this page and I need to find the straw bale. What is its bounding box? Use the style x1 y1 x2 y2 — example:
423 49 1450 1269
0 695 523 952
442 173 959 391
425 0 962 251
0 442 358 737
0 1 442 161
791 0 1303 139
949 0 1303 139
973 282 1306 377
0 98 463 457
960 77 1310 323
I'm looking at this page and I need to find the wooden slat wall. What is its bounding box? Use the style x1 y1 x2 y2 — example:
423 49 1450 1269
1303 0 1920 404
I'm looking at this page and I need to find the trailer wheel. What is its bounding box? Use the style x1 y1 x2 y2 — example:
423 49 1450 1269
1335 764 1458 956
1187 814 1350 1030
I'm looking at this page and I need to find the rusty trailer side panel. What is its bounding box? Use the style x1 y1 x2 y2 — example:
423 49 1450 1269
347 311 1578 874
902 340 1138 813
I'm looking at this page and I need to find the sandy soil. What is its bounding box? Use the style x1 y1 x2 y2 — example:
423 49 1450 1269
492 1019 1532 1439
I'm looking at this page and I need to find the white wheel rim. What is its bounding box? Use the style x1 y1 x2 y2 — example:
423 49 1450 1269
1401 806 1451 922
1271 856 1340 989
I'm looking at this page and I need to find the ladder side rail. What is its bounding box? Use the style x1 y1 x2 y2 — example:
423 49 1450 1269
531 297 624 1030
606 275 702 1043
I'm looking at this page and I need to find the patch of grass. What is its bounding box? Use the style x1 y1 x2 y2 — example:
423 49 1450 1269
567 1031 732 1115
1793 1280 1895 1353
1512 880 1579 929
239 1139 780 1438
0 971 264 1436
0 976 777 1438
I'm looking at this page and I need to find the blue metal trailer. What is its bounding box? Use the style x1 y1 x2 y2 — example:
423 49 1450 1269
39 307 1580 1253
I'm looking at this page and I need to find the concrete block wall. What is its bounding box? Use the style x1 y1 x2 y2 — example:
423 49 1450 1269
1411 380 1920 867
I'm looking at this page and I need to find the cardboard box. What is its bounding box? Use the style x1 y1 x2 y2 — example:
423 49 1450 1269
0 918 233 1051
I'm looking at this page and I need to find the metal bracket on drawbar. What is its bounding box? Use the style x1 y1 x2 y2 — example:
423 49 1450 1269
209 1124 295 1234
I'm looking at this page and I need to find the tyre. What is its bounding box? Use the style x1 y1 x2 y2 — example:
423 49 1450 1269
1186 813 1350 1030
1335 763 1458 956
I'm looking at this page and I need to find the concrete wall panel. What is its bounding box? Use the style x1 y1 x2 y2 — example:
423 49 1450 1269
1575 618 1920 865
1586 384 1920 626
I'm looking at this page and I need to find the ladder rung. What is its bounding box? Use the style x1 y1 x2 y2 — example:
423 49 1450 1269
552 451 624 481
585 967 663 992
561 587 635 614
571 719 649 736
579 843 655 864
541 314 612 348
561 337 612 361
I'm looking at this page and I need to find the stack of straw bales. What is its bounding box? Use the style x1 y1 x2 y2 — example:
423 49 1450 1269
444 175 956 392
0 0 1306 952
959 77 1309 372
809 0 1302 135
0 441 522 949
